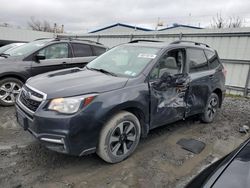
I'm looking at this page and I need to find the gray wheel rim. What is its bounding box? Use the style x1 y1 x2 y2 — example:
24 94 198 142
207 97 218 120
109 121 137 157
0 82 21 104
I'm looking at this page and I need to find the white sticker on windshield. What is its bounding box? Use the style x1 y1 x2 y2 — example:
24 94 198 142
125 71 132 75
138 53 157 59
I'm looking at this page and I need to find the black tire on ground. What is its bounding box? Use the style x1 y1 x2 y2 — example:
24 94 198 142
200 93 220 123
97 111 141 163
0 77 23 106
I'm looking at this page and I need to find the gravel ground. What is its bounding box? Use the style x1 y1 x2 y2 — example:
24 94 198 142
0 97 249 188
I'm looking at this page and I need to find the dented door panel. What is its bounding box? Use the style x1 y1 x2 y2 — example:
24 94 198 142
185 70 214 116
149 74 189 128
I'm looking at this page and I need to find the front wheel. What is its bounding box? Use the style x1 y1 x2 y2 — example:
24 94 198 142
200 93 219 123
0 78 23 106
97 111 141 163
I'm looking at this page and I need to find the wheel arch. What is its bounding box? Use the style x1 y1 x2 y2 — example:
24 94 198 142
0 73 27 83
213 88 222 107
103 102 149 138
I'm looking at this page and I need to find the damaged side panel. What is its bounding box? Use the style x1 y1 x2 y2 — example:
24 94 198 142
185 71 213 117
149 74 189 128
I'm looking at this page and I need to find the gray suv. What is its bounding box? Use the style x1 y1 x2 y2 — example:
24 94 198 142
0 38 107 106
16 40 226 163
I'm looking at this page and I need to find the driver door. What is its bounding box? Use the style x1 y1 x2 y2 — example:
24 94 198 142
149 48 189 128
31 43 72 76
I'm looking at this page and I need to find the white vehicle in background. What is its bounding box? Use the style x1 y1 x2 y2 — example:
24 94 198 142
0 43 26 54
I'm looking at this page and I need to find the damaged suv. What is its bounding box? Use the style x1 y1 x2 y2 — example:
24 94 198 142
16 40 226 163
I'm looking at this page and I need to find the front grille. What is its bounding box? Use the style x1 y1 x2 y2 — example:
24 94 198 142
19 86 45 112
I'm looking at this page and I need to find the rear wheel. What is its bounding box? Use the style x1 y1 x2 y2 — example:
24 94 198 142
97 111 141 163
0 78 23 106
200 93 219 123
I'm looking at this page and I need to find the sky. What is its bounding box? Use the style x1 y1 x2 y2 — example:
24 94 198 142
0 0 250 33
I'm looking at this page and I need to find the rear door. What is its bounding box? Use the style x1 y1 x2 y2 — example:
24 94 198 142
185 48 214 116
31 42 72 76
69 43 97 68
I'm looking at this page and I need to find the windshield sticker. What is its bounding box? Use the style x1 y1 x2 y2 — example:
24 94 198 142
124 71 132 75
138 53 157 59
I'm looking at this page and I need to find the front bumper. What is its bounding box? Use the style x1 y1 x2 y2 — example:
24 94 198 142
15 103 100 156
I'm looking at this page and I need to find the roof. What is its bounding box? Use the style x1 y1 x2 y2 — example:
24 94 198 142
89 23 153 33
158 24 202 31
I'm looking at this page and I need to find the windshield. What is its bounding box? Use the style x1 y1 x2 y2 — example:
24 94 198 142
6 40 51 56
87 45 160 77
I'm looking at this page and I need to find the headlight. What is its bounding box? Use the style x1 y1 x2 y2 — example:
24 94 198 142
48 94 97 114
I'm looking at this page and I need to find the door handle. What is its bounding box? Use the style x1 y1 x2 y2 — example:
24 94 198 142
209 75 214 79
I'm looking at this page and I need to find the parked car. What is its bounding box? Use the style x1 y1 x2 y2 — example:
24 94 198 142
0 38 107 106
16 40 226 163
0 42 25 54
186 138 250 188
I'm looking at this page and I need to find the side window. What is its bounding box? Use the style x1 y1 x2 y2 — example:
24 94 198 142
150 49 184 79
205 50 220 69
37 43 69 59
187 48 208 73
92 46 106 56
71 43 92 57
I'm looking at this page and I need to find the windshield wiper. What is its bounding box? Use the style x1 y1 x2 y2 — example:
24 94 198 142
86 66 117 77
0 53 10 58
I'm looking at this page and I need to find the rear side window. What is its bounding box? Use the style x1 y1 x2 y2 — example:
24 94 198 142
71 43 93 57
205 50 220 69
187 48 208 73
92 46 106 56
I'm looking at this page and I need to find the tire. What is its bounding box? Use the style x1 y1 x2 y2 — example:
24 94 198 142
200 93 219 123
0 77 23 106
97 111 141 163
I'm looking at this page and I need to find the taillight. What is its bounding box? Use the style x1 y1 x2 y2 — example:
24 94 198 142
222 67 227 77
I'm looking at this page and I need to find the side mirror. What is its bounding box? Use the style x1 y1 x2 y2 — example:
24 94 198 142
175 77 186 85
160 72 188 86
35 54 45 62
160 72 173 83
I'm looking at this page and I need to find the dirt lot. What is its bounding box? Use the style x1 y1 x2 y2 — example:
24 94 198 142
0 97 249 188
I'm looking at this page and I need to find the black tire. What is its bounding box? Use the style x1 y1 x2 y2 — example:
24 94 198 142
0 77 23 106
200 93 219 123
97 111 141 163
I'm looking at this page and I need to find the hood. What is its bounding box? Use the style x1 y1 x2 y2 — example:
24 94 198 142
26 68 129 99
0 55 23 62
0 56 24 67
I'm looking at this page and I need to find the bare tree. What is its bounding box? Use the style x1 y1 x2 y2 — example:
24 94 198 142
211 13 227 29
211 14 244 29
28 17 53 32
228 16 243 28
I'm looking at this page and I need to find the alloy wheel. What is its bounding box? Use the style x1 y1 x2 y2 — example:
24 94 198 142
206 97 218 120
0 82 21 104
109 121 137 157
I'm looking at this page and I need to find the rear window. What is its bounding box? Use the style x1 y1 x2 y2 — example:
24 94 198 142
92 46 106 56
187 48 209 73
71 43 93 57
205 50 220 69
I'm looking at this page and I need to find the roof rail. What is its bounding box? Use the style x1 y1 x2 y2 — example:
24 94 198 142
170 40 210 48
129 39 163 43
55 36 103 45
34 38 52 41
